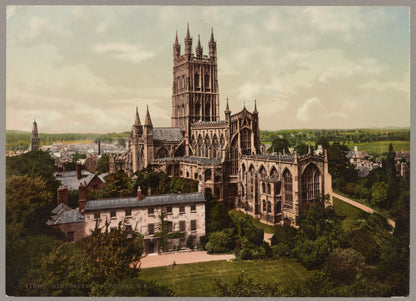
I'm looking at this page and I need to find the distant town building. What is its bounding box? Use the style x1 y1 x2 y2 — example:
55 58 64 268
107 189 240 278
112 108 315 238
395 150 410 177
109 25 332 226
54 163 105 191
347 146 381 177
30 119 40 151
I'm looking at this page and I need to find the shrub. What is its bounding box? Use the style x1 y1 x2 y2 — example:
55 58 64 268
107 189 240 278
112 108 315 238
206 230 234 254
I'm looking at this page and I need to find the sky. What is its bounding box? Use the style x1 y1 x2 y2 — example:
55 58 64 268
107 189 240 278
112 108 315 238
6 6 410 133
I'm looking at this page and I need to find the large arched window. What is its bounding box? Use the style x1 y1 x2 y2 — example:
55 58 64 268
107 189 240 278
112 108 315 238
231 138 239 175
204 102 211 121
156 147 168 159
204 74 210 91
283 169 293 209
240 128 252 155
194 73 199 89
262 200 266 212
270 166 278 179
302 164 321 202
259 165 266 180
212 135 219 159
275 201 281 214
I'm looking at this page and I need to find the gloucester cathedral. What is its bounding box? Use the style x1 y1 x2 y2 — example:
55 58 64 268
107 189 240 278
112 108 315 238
110 25 332 226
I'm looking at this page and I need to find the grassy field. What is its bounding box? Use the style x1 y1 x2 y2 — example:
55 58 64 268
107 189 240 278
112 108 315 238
333 197 369 232
252 218 276 234
344 140 410 154
140 258 312 296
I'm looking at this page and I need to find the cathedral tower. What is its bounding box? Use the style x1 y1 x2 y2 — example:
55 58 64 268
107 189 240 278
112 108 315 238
30 118 40 151
171 25 220 143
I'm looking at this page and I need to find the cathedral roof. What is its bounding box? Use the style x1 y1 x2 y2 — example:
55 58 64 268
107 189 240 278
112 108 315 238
191 120 228 128
154 156 221 165
84 192 205 211
153 127 184 142
247 154 296 162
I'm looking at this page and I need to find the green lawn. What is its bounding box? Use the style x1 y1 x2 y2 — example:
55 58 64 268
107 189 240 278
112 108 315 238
344 140 410 154
252 218 276 234
140 258 312 296
333 197 369 232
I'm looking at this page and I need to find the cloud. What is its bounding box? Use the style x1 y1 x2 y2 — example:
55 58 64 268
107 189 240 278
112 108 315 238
318 57 385 83
296 97 323 121
91 43 155 63
12 16 56 46
296 97 348 122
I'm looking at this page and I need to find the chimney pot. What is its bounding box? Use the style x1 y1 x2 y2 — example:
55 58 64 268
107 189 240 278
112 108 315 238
57 186 69 206
137 186 142 200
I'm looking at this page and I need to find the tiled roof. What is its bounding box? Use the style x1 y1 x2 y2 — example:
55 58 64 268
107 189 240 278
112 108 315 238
54 170 104 190
47 203 85 225
154 156 221 165
84 192 205 211
191 120 228 128
248 154 295 162
153 127 184 142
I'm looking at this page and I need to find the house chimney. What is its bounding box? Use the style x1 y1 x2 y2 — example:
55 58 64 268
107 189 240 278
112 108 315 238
354 146 358 152
137 186 142 200
79 182 87 213
76 162 82 179
57 186 69 206
148 188 151 196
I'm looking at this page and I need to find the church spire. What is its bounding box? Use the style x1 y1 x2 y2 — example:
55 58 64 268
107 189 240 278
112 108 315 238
30 118 39 151
175 30 179 45
135 106 141 125
253 99 258 114
145 105 152 126
225 98 230 113
196 34 203 58
186 23 191 39
209 27 217 60
184 23 193 57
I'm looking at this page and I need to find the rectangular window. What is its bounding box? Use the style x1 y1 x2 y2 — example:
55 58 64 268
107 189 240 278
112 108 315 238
125 209 132 217
167 221 173 233
125 225 132 234
148 207 154 215
179 221 186 232
166 206 172 214
148 224 154 235
191 220 197 231
94 212 100 220
179 206 185 213
67 231 75 242
110 210 116 218
191 204 196 212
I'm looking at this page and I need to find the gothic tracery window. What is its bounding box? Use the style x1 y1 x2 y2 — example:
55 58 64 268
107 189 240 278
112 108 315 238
283 169 293 209
240 128 252 155
302 164 321 203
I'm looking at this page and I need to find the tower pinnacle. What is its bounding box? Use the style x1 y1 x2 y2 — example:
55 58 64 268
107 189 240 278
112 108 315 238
145 105 152 126
135 106 141 125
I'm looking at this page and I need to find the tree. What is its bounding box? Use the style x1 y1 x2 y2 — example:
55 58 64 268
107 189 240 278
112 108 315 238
155 212 168 252
325 248 366 284
327 142 357 182
294 142 308 155
269 137 289 154
80 220 144 294
205 229 234 254
102 171 134 197
95 154 109 174
370 182 388 208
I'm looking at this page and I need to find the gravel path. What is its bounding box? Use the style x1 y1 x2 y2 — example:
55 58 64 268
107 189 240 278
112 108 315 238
332 192 395 228
139 251 235 268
